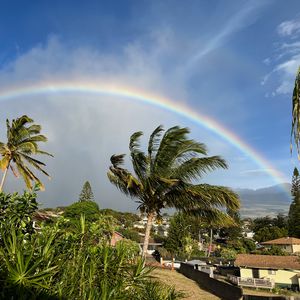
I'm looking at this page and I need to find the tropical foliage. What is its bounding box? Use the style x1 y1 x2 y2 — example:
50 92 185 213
108 125 240 255
0 115 52 191
0 190 183 300
0 190 38 234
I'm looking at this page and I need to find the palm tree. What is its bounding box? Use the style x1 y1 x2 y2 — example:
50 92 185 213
0 115 53 192
108 125 240 256
291 67 300 157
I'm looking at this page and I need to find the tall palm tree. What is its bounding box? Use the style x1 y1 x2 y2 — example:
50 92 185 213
108 125 240 256
0 115 53 192
291 67 300 157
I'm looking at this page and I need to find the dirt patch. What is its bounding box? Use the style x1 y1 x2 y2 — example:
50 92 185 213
152 268 220 300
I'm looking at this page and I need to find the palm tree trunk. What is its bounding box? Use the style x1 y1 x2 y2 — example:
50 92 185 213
0 166 9 192
208 228 213 257
142 212 155 257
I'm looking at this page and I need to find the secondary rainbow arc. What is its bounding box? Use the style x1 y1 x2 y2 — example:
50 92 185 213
0 80 289 190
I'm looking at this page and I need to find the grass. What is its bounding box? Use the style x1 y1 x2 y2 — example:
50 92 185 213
152 268 220 300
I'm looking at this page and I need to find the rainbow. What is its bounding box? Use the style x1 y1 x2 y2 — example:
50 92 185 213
0 80 290 189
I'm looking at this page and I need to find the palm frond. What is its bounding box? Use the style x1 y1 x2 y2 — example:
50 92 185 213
110 154 126 168
0 155 10 171
129 131 148 181
19 153 50 177
186 207 235 227
148 125 164 172
36 149 54 157
153 126 191 173
171 156 227 181
291 67 300 157
15 156 45 190
26 124 42 134
187 184 240 210
20 134 48 144
107 171 141 198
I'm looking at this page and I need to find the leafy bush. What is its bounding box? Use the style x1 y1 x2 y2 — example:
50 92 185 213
220 248 237 260
117 227 141 243
253 245 287 256
0 191 38 234
64 200 100 222
135 281 185 300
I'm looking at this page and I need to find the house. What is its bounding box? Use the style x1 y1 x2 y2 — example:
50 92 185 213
139 236 162 255
261 237 300 254
110 231 124 246
32 210 62 229
234 254 300 290
133 214 170 236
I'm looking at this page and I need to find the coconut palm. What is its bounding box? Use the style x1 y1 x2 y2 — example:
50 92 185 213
0 115 53 191
108 125 240 256
291 67 300 156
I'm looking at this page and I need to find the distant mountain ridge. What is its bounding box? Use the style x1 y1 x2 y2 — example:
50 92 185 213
234 183 292 218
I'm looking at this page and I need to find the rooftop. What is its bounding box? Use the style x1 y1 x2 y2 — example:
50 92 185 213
235 254 300 270
261 237 300 245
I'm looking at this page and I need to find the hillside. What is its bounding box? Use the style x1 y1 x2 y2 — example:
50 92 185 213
235 183 292 218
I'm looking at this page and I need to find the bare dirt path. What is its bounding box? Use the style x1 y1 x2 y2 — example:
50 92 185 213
152 268 221 300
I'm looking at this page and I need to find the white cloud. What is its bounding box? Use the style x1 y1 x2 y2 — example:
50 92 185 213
240 168 275 175
263 19 300 96
277 19 300 37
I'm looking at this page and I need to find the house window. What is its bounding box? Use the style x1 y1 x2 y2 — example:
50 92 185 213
252 269 259 278
268 270 276 275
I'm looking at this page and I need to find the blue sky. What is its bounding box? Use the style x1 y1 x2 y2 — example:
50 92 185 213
0 0 299 209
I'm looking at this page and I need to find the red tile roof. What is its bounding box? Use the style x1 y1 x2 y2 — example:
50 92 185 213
261 237 300 245
235 254 300 270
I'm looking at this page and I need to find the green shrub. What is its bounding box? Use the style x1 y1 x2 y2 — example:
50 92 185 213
220 248 237 260
0 191 38 234
64 200 100 222
117 227 141 242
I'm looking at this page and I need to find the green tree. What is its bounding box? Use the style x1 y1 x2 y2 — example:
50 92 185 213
263 245 287 256
0 115 52 191
117 228 141 243
108 126 240 256
254 226 288 243
252 214 288 241
288 168 300 237
219 208 243 240
164 213 191 256
220 248 237 260
241 238 256 252
64 201 100 223
100 208 140 228
79 181 94 202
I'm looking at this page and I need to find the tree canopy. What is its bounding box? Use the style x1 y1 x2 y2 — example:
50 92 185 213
64 201 100 222
252 214 288 243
